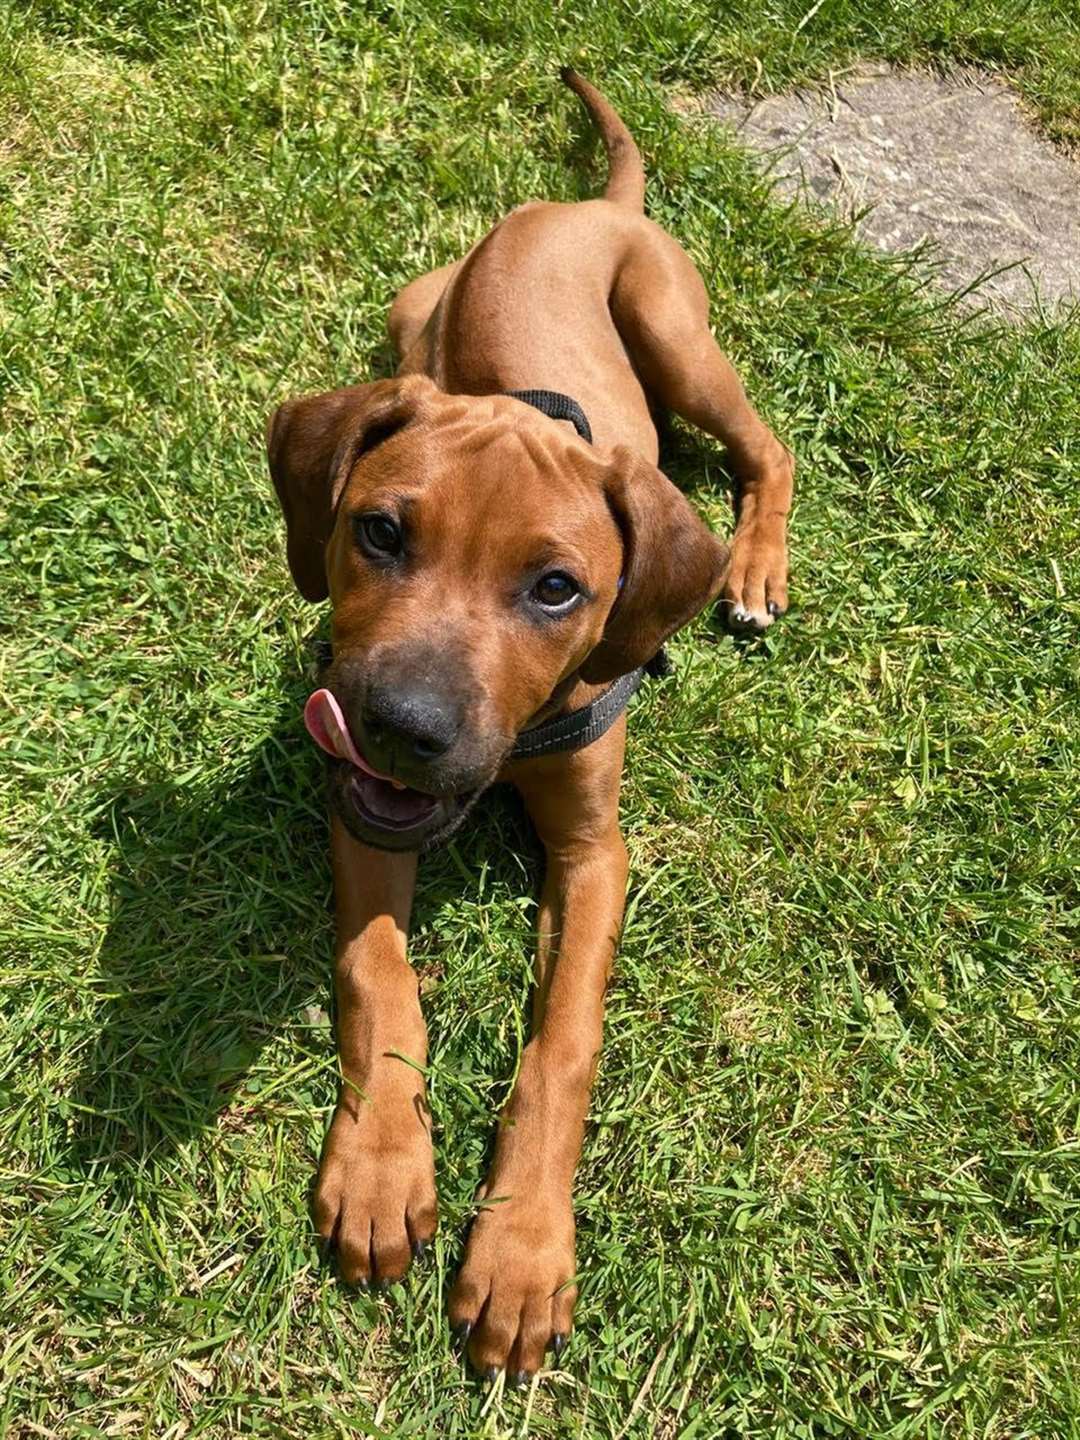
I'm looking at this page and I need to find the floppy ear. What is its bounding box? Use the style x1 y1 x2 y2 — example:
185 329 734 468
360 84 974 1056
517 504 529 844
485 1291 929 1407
266 376 429 601
579 446 729 684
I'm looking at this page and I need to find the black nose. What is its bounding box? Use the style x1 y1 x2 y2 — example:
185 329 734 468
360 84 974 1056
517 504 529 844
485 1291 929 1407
362 682 462 763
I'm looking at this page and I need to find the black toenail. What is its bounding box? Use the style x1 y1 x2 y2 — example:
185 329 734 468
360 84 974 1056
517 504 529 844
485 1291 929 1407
412 1239 427 1261
768 600 782 617
316 1237 332 1265
483 1365 499 1382
354 1277 370 1292
552 1332 567 1358
511 1369 531 1389
452 1320 472 1345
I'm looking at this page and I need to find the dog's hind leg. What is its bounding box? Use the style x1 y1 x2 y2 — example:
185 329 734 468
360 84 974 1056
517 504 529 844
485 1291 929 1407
611 221 794 633
388 261 461 363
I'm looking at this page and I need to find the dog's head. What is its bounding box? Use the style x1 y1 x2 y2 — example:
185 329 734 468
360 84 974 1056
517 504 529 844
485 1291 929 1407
267 375 727 850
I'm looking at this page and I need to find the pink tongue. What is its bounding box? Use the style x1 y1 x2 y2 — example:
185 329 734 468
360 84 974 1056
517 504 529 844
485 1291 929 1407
304 688 438 825
304 689 394 781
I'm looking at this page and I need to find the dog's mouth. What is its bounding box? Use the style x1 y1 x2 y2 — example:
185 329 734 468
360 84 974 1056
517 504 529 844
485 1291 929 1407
304 688 475 849
344 767 440 831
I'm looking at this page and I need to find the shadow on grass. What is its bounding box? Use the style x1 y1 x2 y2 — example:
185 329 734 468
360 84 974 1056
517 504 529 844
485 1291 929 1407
70 709 328 1168
69 664 538 1178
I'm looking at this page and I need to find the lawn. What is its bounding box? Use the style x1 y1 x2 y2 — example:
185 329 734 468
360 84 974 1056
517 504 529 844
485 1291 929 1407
2 2 1079 1436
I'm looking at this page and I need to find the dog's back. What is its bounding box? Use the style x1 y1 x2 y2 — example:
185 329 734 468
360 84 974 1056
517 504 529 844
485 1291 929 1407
398 71 665 455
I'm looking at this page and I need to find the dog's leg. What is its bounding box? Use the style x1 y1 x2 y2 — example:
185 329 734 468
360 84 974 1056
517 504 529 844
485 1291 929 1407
388 261 461 363
313 816 437 1285
449 725 628 1380
612 221 794 633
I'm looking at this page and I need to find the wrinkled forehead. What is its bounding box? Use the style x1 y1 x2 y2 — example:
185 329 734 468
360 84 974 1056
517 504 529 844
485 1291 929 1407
341 407 618 576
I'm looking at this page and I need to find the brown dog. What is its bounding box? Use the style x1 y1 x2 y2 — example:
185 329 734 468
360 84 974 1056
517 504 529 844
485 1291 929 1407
267 70 792 1384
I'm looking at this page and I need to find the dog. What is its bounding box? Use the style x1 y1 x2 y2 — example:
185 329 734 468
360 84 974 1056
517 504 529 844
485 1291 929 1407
266 69 792 1385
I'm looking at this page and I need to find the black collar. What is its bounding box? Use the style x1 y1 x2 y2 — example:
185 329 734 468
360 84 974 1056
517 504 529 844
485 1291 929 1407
508 649 671 760
510 666 643 760
505 388 593 444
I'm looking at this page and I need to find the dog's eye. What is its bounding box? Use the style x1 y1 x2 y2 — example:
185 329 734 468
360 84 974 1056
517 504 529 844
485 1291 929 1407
354 512 402 558
531 571 580 611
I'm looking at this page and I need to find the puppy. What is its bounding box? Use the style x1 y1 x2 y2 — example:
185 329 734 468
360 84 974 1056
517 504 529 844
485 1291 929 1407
267 69 792 1383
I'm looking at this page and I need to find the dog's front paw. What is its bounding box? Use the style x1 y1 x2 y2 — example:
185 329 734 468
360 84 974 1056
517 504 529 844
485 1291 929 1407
448 1191 577 1384
721 522 789 634
313 1102 437 1287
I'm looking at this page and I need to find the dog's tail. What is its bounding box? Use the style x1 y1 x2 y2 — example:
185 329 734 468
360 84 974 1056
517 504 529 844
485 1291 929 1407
561 67 645 210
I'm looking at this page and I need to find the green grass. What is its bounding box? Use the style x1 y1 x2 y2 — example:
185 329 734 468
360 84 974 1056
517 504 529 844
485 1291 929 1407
2 2 1079 1436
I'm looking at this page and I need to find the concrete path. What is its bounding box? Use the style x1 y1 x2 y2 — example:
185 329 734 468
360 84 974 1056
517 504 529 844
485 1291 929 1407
706 66 1080 313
